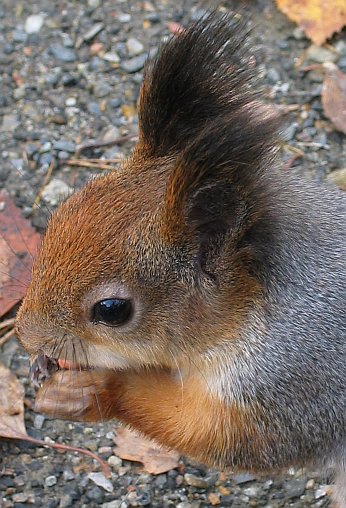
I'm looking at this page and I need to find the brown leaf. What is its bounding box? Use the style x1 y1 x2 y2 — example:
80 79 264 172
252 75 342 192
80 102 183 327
0 362 27 439
0 190 41 317
322 64 346 134
276 0 346 45
114 427 180 475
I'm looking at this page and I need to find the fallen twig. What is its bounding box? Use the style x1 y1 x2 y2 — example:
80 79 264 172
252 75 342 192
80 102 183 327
66 159 123 170
75 135 137 157
5 430 111 478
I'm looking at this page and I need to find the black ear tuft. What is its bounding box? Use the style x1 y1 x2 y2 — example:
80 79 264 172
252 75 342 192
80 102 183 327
138 13 259 156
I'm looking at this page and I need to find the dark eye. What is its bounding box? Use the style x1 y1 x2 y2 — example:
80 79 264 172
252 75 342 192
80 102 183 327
92 299 132 327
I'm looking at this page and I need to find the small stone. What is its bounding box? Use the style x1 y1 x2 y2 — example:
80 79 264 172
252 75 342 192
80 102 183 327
335 40 346 55
103 52 120 63
33 414 45 429
315 485 333 499
65 97 77 107
12 29 27 43
284 478 306 499
292 27 305 40
88 472 114 493
126 38 144 57
1 114 19 131
25 14 44 34
53 140 76 153
102 501 122 508
39 141 52 153
88 0 101 7
267 68 280 83
93 82 112 98
26 143 38 159
59 494 73 508
87 102 101 115
13 86 26 100
3 43 14 54
243 486 260 497
61 74 78 87
58 151 70 160
83 23 104 43
305 479 315 489
184 473 208 489
50 44 77 62
63 469 75 481
42 179 72 206
108 455 122 469
86 486 105 503
118 13 131 23
307 44 338 64
45 475 57 487
208 492 221 505
127 491 138 506
121 54 146 73
13 493 29 503
231 473 256 484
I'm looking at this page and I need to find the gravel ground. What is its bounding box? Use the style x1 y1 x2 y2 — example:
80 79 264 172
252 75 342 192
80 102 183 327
1 0 346 506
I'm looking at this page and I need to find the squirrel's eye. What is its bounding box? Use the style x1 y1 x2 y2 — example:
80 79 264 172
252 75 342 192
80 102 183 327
92 299 132 326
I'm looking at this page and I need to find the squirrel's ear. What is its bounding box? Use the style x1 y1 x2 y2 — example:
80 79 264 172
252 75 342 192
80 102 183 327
159 106 279 270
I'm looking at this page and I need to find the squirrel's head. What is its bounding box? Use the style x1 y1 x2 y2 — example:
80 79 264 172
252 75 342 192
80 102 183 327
16 14 279 375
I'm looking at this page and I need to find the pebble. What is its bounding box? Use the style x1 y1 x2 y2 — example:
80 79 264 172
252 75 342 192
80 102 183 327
88 0 101 7
232 473 257 484
108 455 122 469
62 469 75 481
25 14 44 34
50 44 77 62
33 414 45 429
83 23 104 42
126 38 145 57
88 472 114 493
86 486 105 502
12 28 27 43
65 96 77 106
284 478 306 499
102 501 123 508
40 141 52 153
184 473 209 489
13 86 26 100
121 54 146 73
42 178 72 206
1 114 19 131
93 81 113 97
45 475 57 487
306 44 338 64
118 13 131 23
53 139 76 152
315 485 332 499
103 51 121 63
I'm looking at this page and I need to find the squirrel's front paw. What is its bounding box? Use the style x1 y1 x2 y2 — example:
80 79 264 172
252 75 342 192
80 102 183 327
35 369 120 422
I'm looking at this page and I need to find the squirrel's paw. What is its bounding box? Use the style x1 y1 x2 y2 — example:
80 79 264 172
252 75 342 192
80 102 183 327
35 369 120 422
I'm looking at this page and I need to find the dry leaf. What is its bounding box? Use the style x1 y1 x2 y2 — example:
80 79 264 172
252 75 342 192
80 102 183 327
322 63 346 134
0 190 41 317
276 0 346 45
114 427 180 474
0 362 27 439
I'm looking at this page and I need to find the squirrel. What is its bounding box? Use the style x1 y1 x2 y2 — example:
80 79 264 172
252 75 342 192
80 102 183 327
16 13 346 505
